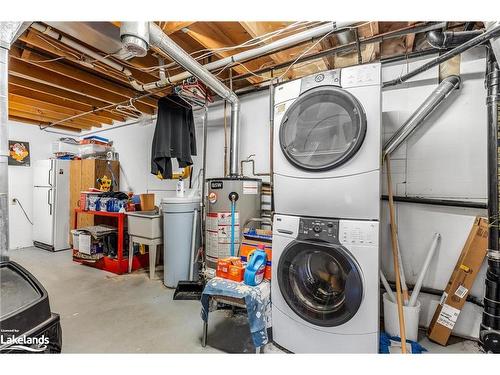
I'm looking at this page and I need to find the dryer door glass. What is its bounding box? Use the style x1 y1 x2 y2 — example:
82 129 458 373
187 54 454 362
280 86 367 171
278 240 363 327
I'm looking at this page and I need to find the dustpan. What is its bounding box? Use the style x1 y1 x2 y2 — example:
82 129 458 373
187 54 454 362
173 280 205 300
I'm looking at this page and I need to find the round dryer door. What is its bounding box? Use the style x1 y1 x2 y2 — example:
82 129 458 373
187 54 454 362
277 240 363 327
279 86 367 171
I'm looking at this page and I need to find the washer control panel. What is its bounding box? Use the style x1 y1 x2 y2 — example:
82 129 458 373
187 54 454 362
339 221 379 246
297 217 339 243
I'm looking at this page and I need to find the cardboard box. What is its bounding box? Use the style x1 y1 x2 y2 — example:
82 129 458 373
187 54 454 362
427 217 488 345
78 233 92 255
216 257 246 282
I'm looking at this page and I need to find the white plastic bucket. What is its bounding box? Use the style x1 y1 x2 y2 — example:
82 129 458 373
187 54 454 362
383 292 421 342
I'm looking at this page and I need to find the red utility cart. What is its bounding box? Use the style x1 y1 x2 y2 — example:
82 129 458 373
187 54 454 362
72 208 149 275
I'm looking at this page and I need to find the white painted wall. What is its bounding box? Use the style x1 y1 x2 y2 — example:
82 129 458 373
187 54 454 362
91 90 271 205
7 121 60 249
380 47 488 338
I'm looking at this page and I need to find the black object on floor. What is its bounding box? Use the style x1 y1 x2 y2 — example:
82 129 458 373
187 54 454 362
173 280 204 300
0 260 62 353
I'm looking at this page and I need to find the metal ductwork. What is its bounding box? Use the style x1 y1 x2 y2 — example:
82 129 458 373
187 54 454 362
46 22 137 61
120 22 242 176
383 75 461 158
384 23 500 88
1 22 30 260
480 54 500 354
130 21 353 92
30 23 144 91
120 22 150 58
427 30 483 49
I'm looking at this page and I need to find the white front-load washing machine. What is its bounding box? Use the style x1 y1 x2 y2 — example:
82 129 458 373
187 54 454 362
273 63 382 220
272 214 379 353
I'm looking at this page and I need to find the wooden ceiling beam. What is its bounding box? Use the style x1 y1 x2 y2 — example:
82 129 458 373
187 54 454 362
405 22 418 53
9 102 96 129
160 22 196 35
9 58 155 115
9 106 93 130
9 93 110 126
239 21 327 80
9 76 126 123
185 23 266 84
8 84 118 124
9 115 82 133
10 47 157 109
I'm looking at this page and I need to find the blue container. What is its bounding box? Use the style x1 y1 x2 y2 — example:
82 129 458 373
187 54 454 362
244 244 267 286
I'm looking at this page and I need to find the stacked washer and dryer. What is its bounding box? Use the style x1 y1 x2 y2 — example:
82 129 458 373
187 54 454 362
272 63 382 353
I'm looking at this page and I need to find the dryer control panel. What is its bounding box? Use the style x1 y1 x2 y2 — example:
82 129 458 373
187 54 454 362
297 217 340 243
300 69 341 93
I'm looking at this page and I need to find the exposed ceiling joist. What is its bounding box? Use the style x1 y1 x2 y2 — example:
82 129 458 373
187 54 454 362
9 58 155 115
8 85 118 124
10 47 158 110
161 21 196 35
240 21 329 79
9 93 110 126
185 22 269 84
9 75 127 123
9 104 94 130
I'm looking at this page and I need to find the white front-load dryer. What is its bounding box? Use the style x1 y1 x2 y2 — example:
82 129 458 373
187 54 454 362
271 214 379 353
273 63 382 220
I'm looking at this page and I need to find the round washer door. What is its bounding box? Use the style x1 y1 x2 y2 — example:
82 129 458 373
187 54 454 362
277 240 363 327
279 85 367 171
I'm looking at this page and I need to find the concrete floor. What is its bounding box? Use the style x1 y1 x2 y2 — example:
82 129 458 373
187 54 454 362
8 247 481 354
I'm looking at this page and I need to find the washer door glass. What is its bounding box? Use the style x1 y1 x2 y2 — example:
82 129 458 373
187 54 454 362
278 240 363 327
280 86 367 171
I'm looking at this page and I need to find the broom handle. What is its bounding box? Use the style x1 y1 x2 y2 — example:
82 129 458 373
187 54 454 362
386 155 407 353
397 237 410 305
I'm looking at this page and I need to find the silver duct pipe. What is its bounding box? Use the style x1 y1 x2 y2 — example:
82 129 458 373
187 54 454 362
427 30 483 49
136 21 353 92
384 23 500 88
30 23 145 91
120 22 242 176
383 75 461 158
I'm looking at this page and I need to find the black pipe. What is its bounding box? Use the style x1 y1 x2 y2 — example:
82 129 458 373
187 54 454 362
427 30 483 50
383 24 500 88
480 52 500 354
381 195 488 209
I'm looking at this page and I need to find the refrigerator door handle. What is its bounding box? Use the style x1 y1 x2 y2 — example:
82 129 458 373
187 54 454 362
48 188 53 216
48 160 53 186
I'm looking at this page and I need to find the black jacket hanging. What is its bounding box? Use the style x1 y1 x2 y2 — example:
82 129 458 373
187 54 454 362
151 95 197 179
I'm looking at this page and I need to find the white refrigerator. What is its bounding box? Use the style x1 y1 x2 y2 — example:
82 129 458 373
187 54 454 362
33 159 70 251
